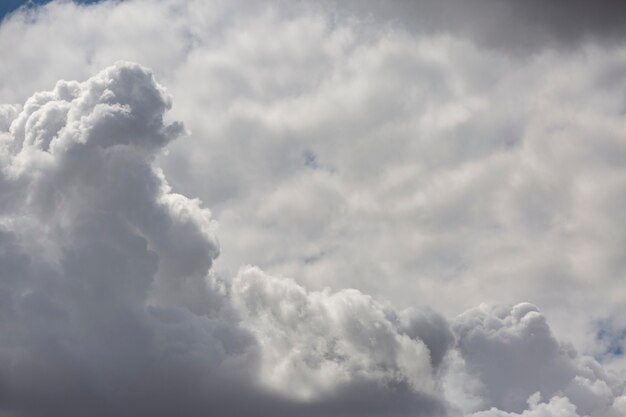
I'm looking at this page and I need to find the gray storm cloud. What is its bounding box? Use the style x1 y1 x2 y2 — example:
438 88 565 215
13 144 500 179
0 61 624 417
0 62 256 416
0 61 451 417
330 0 626 53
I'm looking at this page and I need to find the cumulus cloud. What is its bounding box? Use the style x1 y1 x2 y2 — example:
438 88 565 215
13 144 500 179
453 304 625 416
1 60 623 417
2 1 626 416
0 61 457 417
0 62 256 417
233 266 443 397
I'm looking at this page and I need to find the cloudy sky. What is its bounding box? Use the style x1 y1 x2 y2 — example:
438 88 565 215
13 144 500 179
1 0 626 416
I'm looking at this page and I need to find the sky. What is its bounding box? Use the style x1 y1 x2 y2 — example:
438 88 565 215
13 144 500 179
0 0 49 20
1 0 626 416
0 0 99 21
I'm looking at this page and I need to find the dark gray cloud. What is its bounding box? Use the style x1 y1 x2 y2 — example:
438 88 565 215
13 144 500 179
330 0 626 52
0 62 255 417
453 303 625 416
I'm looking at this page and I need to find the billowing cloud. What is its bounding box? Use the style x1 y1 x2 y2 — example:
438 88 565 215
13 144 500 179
0 61 259 416
1 1 626 416
454 304 626 416
0 61 454 417
233 266 448 398
1 61 623 417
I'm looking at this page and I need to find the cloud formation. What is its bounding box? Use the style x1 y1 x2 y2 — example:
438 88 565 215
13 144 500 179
454 304 625 416
1 1 626 416
0 62 256 416
0 61 452 417
0 62 624 416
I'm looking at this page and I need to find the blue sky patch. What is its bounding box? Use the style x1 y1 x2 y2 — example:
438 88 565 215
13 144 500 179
595 320 626 360
0 0 102 22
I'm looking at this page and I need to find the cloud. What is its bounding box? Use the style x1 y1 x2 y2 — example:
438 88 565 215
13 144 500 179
0 56 625 417
0 60 456 417
469 395 582 417
453 303 625 416
1 1 626 416
232 266 459 416
0 61 257 417
331 0 626 53
232 266 448 397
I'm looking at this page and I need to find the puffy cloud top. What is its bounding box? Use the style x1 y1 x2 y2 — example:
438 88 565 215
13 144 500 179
455 304 625 416
0 62 240 417
7 62 182 156
234 266 443 399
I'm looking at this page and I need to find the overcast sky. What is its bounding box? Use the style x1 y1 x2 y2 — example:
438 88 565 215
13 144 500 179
1 1 626 416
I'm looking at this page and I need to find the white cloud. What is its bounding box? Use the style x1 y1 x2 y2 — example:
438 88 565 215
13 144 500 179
1 1 626 416
0 61 256 416
232 265 441 399
0 54 623 417
470 395 582 417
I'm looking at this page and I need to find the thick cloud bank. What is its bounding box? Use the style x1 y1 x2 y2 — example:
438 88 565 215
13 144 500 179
0 62 255 416
0 62 624 416
3 2 626 358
